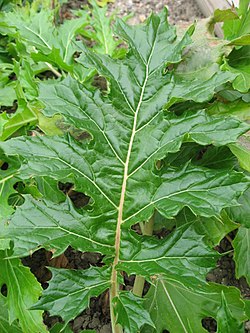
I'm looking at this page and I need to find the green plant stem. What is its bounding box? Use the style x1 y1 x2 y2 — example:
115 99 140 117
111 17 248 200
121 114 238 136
133 275 145 297
133 215 154 297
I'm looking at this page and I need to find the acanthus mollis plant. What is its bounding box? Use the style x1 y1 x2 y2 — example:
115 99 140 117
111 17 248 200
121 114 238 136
0 8 250 333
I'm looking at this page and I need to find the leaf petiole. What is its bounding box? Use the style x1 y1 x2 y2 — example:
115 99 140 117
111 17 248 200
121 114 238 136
133 215 155 297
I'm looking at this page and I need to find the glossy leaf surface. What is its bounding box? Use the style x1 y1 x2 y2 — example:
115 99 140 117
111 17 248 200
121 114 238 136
0 295 22 333
0 251 47 333
143 277 246 333
113 292 155 333
0 8 249 331
33 266 111 324
216 292 244 333
233 226 250 285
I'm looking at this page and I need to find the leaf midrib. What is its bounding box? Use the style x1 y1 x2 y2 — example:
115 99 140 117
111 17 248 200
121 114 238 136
111 21 159 301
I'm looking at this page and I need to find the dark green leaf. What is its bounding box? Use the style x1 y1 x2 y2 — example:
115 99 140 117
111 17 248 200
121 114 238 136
228 187 250 228
33 266 111 325
113 291 155 333
216 291 244 333
143 277 246 333
2 196 114 257
0 251 47 333
233 226 250 285
118 222 220 282
169 208 238 247
0 295 22 333
222 46 250 93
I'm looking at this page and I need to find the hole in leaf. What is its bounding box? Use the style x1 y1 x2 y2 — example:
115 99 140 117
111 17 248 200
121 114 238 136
154 227 175 239
35 70 60 80
92 74 108 91
8 193 25 207
58 182 73 194
162 330 170 333
22 249 53 288
164 63 174 73
13 181 25 191
58 182 90 208
69 190 90 208
1 284 7 297
0 162 9 170
202 317 217 332
131 223 142 235
215 230 236 254
0 100 18 114
8 72 16 81
155 159 163 170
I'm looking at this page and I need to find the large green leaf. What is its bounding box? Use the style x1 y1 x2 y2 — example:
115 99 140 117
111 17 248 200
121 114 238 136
118 222 220 282
33 266 111 325
2 196 115 257
1 9 250 329
143 277 246 333
0 251 47 333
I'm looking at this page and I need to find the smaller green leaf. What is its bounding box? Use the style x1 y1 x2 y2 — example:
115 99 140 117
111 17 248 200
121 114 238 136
0 101 37 141
143 277 246 333
216 291 244 333
222 46 250 93
238 0 250 16
4 196 114 257
0 251 47 333
233 226 250 285
228 187 250 228
228 34 250 46
118 222 220 282
244 299 250 319
13 59 38 100
223 9 250 40
208 99 250 121
113 291 155 333
50 323 73 333
0 295 22 333
0 238 11 250
36 176 65 203
212 8 239 23
229 139 250 172
0 175 16 221
86 0 118 56
173 208 238 247
0 84 16 107
33 266 111 325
